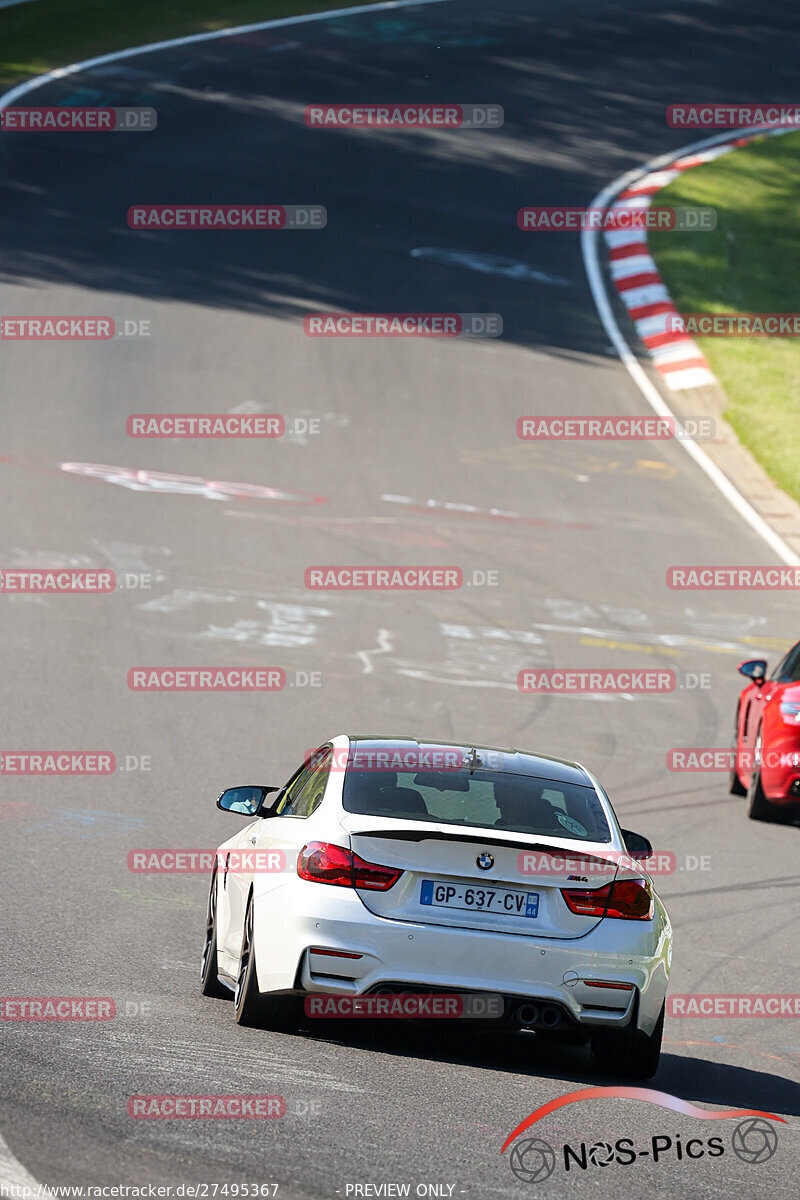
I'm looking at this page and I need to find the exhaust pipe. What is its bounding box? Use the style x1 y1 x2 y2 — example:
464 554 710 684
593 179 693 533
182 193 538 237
791 780 800 796
540 1006 562 1029
515 1003 540 1027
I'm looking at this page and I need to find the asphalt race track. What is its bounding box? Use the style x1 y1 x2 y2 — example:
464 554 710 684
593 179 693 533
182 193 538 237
1 0 799 1196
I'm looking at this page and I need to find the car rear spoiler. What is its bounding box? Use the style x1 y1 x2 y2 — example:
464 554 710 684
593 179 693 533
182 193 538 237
350 828 593 856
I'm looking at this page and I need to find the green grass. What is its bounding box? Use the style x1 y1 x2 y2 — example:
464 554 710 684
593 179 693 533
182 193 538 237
0 0 382 87
649 131 800 505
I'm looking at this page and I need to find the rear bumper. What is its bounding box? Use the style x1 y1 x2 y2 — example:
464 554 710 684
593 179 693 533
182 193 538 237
764 771 800 805
252 882 671 1036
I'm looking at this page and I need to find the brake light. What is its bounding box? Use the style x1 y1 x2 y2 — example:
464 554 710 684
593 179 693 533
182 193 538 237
779 701 800 723
297 842 401 890
561 877 653 920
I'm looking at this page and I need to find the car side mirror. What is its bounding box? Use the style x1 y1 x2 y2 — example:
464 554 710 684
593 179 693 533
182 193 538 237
738 659 767 684
621 829 653 860
217 786 280 817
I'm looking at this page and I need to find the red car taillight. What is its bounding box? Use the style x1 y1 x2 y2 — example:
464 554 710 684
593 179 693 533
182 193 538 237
561 877 653 920
297 842 401 891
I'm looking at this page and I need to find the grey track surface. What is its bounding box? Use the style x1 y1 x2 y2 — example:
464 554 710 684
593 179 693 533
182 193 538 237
0 0 798 1196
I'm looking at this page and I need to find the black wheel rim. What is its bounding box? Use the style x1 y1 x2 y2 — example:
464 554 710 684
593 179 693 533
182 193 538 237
235 903 252 1008
201 873 217 980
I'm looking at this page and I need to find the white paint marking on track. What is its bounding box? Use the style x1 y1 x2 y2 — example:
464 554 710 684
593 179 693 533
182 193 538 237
396 670 520 689
410 247 571 286
582 127 800 568
528 619 755 656
396 669 636 697
357 628 393 674
59 461 325 506
0 1132 51 1194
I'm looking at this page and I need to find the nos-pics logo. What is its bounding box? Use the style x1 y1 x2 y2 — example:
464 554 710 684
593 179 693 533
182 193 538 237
502 1088 781 1182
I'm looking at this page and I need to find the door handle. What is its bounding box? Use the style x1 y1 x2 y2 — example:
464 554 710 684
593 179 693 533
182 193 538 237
249 836 257 845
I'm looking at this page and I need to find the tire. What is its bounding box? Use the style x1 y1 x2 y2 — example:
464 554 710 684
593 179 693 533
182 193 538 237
729 710 747 796
234 895 299 1031
747 731 778 822
200 869 230 999
590 1004 664 1080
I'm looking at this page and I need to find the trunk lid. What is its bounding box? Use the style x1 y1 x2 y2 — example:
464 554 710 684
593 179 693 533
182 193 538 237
342 815 622 939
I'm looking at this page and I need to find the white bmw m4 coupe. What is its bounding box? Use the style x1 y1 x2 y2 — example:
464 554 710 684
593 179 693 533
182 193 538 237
202 735 672 1078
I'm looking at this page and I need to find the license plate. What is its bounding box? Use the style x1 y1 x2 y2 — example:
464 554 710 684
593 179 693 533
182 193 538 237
419 879 539 918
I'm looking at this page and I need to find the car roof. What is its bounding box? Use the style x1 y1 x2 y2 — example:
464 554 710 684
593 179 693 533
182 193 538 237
346 735 593 788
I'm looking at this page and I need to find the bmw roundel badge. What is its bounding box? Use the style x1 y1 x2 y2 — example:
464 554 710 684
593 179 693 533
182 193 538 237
477 852 494 871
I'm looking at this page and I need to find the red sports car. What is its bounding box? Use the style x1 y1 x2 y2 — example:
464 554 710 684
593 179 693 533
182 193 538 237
730 642 800 821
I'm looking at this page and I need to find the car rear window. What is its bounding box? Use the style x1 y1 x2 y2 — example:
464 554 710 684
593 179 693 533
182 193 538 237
342 768 611 842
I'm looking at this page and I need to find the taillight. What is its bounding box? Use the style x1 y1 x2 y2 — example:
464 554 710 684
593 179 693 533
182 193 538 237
297 842 401 891
779 701 800 724
561 877 653 920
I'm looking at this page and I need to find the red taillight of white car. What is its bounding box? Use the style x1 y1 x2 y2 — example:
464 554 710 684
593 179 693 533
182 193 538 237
561 877 653 920
297 842 402 890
